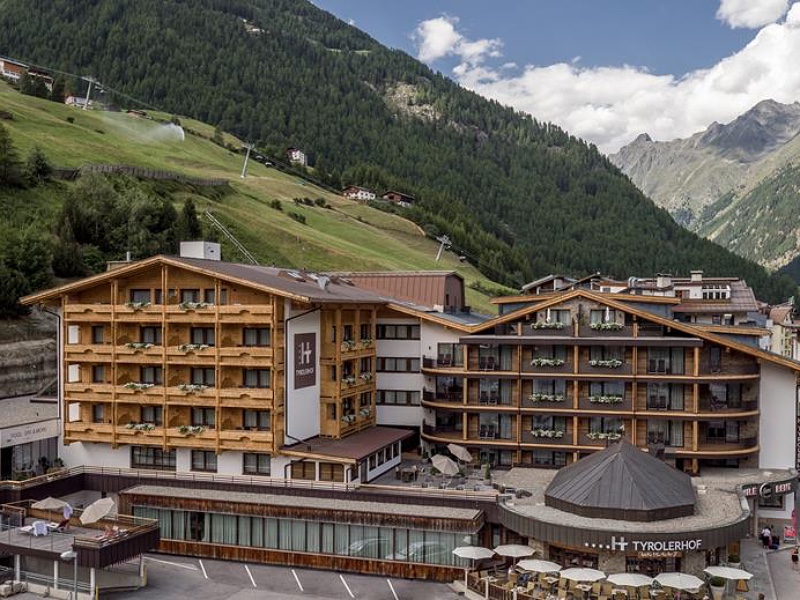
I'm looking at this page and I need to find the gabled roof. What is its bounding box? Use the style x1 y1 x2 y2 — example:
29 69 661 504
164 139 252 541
22 256 388 306
545 440 695 521
520 274 576 293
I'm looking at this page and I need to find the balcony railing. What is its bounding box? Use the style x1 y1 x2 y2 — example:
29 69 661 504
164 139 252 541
520 430 571 445
422 390 463 404
422 357 464 370
697 399 759 414
578 324 633 337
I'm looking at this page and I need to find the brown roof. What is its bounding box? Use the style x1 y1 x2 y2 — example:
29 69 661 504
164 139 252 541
282 426 413 463
334 271 463 309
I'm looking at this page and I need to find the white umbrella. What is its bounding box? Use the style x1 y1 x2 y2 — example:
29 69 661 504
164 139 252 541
79 497 116 525
31 497 68 511
431 454 460 476
447 443 473 463
494 544 536 559
607 573 654 587
655 572 704 591
453 546 495 592
517 559 562 574
559 567 606 582
703 566 753 580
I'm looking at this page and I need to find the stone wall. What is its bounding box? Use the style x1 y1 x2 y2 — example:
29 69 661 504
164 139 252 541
0 338 57 398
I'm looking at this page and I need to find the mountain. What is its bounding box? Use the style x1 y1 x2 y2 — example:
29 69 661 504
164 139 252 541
0 0 795 302
611 99 800 269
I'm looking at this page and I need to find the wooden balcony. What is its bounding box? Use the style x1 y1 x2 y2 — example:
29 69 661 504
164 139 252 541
467 357 515 373
216 304 274 323
521 360 572 374
166 427 217 449
340 377 374 393
579 362 633 376
421 357 465 373
523 323 572 337
218 429 274 450
697 399 759 415
218 346 274 366
64 382 114 402
578 324 634 337
117 384 167 403
422 390 464 405
64 343 114 362
219 390 274 409
520 430 572 446
578 432 628 448
166 345 217 365
681 437 759 456
64 422 114 443
166 386 216 405
577 394 633 412
114 304 166 323
63 303 113 321
115 426 167 445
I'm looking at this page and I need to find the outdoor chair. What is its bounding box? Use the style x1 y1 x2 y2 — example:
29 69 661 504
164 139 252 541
31 521 48 536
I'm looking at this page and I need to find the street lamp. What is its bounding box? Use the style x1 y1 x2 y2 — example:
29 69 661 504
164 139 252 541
59 550 77 599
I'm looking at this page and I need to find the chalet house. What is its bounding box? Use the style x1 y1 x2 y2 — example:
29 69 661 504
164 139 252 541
65 96 92 109
0 56 27 81
286 147 307 167
382 190 415 208
342 185 376 202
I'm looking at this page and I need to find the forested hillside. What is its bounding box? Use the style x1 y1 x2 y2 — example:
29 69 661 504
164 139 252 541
0 0 795 302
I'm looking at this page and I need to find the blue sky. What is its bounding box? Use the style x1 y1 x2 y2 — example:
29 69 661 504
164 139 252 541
312 1 800 153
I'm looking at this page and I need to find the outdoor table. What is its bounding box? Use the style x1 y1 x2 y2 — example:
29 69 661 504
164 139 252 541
400 468 416 482
611 588 629 597
576 582 593 597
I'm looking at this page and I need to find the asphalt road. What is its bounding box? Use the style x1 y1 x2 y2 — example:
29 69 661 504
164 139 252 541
106 554 462 600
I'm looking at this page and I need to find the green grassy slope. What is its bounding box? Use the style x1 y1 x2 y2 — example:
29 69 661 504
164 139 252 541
0 82 507 313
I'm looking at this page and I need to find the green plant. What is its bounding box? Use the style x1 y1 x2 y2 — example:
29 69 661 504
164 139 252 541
289 211 306 224
727 553 740 563
269 199 282 211
709 576 726 587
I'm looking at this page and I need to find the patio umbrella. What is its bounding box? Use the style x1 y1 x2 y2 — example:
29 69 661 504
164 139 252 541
447 443 473 463
79 497 116 525
607 573 654 587
559 567 606 582
494 544 536 560
655 572 704 591
431 454 460 476
31 497 69 522
453 546 495 592
703 566 753 581
517 559 562 574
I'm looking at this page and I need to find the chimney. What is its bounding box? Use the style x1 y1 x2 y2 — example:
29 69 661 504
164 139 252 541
690 270 703 282
656 273 672 289
180 241 221 261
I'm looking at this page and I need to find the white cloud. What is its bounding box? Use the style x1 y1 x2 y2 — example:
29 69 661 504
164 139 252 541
413 16 501 65
716 0 789 28
413 2 800 154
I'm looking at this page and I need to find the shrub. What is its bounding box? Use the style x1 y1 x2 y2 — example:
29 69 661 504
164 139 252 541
269 199 282 211
65 116 74 124
709 576 726 587
314 197 327 208
289 212 306 225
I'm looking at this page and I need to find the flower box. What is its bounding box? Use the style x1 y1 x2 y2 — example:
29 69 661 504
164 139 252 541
360 338 373 347
589 322 623 331
178 383 208 393
359 372 373 382
530 429 565 438
587 431 622 441
530 321 565 330
179 302 210 311
125 342 154 350
588 395 624 404
177 425 205 435
123 382 154 391
589 359 623 368
341 414 356 424
125 422 156 431
530 357 565 367
528 393 565 403
177 343 210 352
124 301 151 310
341 340 356 351
359 407 371 417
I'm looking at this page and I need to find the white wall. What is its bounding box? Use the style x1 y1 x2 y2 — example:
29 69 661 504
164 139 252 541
375 318 423 428
59 441 131 469
758 362 797 470
216 451 243 475
284 302 321 442
176 448 191 473
377 405 423 427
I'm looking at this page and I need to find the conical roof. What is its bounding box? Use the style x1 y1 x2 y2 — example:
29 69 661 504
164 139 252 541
545 441 695 522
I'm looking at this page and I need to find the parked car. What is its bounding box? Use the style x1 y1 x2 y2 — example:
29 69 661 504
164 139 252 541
342 537 391 558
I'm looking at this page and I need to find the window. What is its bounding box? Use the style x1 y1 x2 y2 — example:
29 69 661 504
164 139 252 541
203 289 216 304
533 379 566 395
709 346 723 372
131 447 175 471
533 345 567 361
531 450 567 467
331 325 337 343
360 323 371 340
141 366 163 385
589 346 622 362
343 325 353 342
129 289 151 304
191 450 217 472
191 368 215 386
588 416 622 434
243 369 270 388
376 325 420 340
243 453 271 475
706 420 739 443
708 383 742 410
181 289 200 303
532 415 566 431
359 357 372 373
647 420 684 447
191 327 215 346
141 406 163 426
92 404 105 423
479 413 513 439
192 407 216 428
376 357 420 372
91 326 104 344
91 365 105 383
141 326 162 345
437 343 464 366
541 309 569 324
647 383 684 410
376 390 421 406
243 327 270 347
588 381 624 397
154 289 163 304
243 410 271 430
647 347 685 374
589 308 616 324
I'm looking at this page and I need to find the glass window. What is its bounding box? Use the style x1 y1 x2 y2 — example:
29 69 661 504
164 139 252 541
646 420 684 447
141 406 163 425
141 326 162 345
203 289 216 304
243 328 270 347
376 357 420 372
92 404 105 423
360 323 371 340
141 366 163 385
191 368 215 386
181 289 200 303
243 410 270 430
376 325 420 340
131 447 176 470
129 289 151 304
191 327 215 346
243 453 271 475
191 407 216 428
191 450 217 472
92 365 105 383
91 326 104 344
709 346 722 372
588 417 623 434
243 369 270 388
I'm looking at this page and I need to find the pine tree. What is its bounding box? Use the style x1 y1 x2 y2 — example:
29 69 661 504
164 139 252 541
0 124 22 186
24 146 52 185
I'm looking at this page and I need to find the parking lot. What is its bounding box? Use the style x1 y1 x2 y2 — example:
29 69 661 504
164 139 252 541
107 554 462 600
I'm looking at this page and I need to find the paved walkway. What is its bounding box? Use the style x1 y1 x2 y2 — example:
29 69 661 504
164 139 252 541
766 545 799 600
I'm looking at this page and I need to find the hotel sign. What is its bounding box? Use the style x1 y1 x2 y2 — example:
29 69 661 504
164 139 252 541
589 536 703 553
0 419 60 448
294 332 317 389
742 479 795 499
